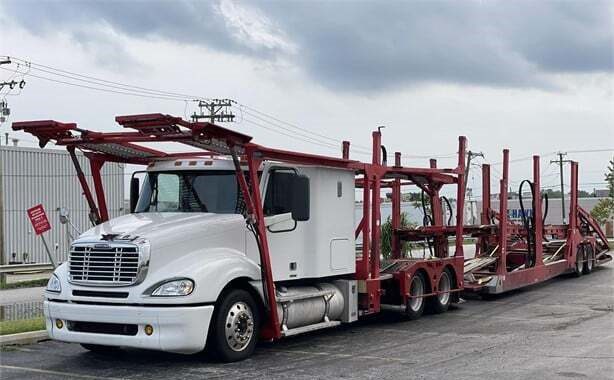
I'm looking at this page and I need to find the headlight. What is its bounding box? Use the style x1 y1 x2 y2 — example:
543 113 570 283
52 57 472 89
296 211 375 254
150 279 194 297
46 274 61 293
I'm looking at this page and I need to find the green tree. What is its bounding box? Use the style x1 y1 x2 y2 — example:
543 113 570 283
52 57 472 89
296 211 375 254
380 212 414 260
591 158 614 224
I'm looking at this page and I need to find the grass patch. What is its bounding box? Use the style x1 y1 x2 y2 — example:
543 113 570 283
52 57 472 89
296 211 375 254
0 318 45 335
0 278 48 290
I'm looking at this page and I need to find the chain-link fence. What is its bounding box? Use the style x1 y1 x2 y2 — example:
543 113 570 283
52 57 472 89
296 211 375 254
0 300 44 321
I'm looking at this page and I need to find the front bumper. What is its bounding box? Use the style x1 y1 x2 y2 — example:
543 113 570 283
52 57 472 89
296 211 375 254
45 300 214 354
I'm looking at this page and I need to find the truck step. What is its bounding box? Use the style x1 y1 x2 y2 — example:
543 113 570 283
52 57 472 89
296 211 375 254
281 321 341 337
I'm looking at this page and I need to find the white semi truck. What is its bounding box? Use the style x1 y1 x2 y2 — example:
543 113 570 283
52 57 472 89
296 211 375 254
45 157 359 361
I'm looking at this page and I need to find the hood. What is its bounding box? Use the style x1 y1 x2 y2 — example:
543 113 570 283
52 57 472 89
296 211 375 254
77 212 245 247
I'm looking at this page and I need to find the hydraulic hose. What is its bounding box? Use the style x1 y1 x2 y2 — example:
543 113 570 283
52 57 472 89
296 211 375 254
441 196 453 226
518 180 536 268
421 190 433 226
420 190 434 256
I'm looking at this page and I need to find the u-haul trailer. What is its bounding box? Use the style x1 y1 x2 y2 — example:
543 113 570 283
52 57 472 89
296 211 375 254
12 113 610 362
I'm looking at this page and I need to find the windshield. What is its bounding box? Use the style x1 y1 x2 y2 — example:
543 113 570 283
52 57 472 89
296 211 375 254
135 170 242 214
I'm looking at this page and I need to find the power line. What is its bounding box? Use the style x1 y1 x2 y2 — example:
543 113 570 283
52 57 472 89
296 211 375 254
0 67 190 102
6 56 208 101
2 56 464 161
242 117 344 153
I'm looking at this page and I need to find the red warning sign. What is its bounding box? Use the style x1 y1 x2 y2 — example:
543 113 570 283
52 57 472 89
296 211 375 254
27 204 51 235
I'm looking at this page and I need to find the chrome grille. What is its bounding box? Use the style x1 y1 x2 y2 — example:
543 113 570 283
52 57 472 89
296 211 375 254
69 244 140 286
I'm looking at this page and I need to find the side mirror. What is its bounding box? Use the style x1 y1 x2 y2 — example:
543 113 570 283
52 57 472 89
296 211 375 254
291 175 310 221
130 177 140 213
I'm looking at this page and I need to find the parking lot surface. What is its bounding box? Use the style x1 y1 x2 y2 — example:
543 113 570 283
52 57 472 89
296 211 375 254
1 264 612 380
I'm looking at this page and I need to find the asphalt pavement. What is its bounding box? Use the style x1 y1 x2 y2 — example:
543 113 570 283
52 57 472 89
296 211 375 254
0 264 613 380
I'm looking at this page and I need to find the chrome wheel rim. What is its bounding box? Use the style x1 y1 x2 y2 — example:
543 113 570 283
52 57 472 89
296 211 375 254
224 301 254 352
587 249 593 271
576 249 583 272
437 272 451 305
408 275 424 312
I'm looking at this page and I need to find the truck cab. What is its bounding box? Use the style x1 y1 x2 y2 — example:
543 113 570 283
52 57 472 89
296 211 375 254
44 157 357 361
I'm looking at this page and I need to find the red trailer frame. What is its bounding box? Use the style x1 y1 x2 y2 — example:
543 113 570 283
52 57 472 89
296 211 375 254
14 113 469 340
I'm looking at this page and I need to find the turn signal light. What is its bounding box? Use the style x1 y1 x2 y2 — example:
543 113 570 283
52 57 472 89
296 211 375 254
144 324 154 336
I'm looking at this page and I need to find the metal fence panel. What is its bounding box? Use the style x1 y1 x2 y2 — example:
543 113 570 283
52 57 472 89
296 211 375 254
1 146 124 264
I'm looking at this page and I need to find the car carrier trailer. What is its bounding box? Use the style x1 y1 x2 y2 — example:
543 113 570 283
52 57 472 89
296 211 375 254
462 149 612 294
12 113 611 362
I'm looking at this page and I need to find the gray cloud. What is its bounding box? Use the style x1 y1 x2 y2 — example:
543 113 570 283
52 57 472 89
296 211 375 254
3 0 612 92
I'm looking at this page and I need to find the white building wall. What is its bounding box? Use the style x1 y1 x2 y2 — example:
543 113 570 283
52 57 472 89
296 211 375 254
1 146 124 264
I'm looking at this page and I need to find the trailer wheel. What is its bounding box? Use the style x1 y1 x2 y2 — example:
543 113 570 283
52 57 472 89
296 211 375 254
405 272 426 320
428 268 452 314
583 245 594 274
209 288 260 362
574 245 584 277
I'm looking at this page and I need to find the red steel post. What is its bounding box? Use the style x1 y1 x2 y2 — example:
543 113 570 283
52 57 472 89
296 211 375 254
370 131 381 279
342 141 350 160
391 178 401 259
67 147 101 225
357 170 371 279
497 149 509 274
89 158 109 222
569 161 578 232
245 147 281 340
533 156 543 266
454 136 467 258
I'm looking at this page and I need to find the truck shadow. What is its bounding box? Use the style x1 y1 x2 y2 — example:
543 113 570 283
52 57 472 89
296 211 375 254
73 265 611 366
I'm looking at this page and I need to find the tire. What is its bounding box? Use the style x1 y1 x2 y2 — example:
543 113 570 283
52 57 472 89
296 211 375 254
428 268 452 314
208 288 260 362
574 245 584 277
80 344 120 354
583 245 594 275
405 272 426 320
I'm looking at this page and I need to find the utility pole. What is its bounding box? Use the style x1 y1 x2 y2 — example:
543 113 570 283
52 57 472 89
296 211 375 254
550 152 572 224
464 151 484 200
191 99 235 123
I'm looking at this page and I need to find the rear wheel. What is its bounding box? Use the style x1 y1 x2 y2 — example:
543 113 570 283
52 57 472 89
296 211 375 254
574 245 584 277
583 245 594 274
405 272 426 320
208 288 260 362
428 268 452 314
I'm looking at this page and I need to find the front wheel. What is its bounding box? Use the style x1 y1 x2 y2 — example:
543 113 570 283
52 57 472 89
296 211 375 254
208 288 260 362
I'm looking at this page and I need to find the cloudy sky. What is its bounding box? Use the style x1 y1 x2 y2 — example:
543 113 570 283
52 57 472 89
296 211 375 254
0 0 612 197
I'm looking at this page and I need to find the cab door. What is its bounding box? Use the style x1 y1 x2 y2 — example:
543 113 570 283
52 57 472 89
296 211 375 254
260 165 310 281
